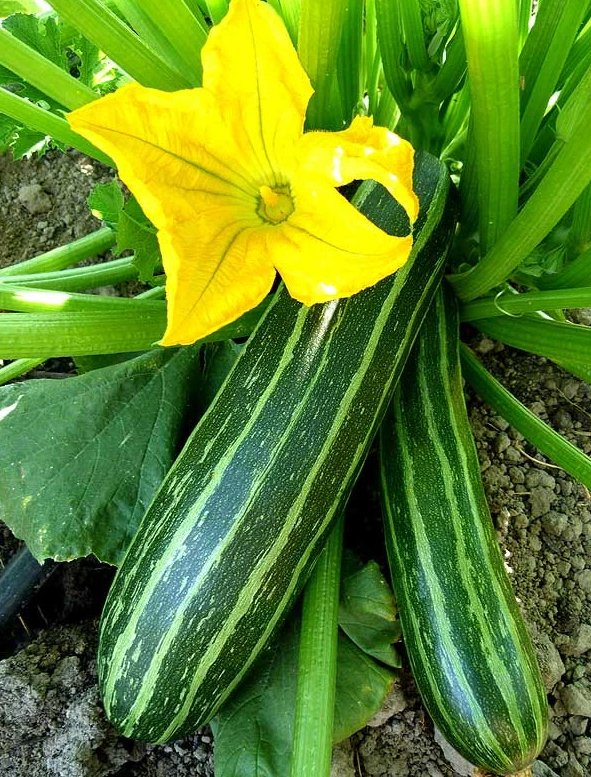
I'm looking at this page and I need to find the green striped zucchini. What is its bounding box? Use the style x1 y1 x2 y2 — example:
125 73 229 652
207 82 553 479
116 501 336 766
98 151 456 744
380 286 548 775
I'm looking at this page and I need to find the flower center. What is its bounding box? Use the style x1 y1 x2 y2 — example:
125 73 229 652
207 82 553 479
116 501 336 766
258 185 294 224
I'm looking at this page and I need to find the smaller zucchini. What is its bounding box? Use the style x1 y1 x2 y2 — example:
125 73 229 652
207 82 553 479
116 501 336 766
380 286 548 775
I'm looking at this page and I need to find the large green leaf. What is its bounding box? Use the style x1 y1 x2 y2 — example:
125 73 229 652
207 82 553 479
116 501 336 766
211 562 397 777
0 347 200 564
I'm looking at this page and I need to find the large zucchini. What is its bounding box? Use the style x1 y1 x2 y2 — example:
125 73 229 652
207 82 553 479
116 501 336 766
98 151 456 744
380 286 548 775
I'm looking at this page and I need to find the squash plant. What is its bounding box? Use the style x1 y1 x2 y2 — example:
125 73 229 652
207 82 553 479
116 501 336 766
1 1 591 776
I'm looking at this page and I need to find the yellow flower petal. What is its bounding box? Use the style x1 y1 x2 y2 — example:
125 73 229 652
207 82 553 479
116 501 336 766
296 116 419 223
160 205 274 346
203 0 313 176
269 180 413 306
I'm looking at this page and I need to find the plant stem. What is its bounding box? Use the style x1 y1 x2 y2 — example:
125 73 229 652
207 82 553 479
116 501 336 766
0 228 115 277
0 300 268 358
0 284 165 313
458 0 520 253
298 0 347 130
46 0 192 91
0 88 111 166
0 358 46 386
1 256 141 292
519 0 587 164
474 315 591 365
461 287 591 321
290 515 344 777
0 27 96 110
461 343 591 496
135 0 208 84
450 95 591 301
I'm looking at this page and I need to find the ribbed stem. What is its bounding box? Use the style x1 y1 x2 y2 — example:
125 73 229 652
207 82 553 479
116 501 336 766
46 0 191 91
0 358 46 386
0 27 96 109
461 287 591 321
290 515 344 777
458 0 520 252
450 96 591 301
0 228 115 277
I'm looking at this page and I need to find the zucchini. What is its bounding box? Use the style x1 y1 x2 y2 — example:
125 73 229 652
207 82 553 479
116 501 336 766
98 151 456 744
379 286 548 775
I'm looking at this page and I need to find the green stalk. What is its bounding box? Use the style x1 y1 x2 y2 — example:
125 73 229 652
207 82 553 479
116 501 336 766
461 287 591 321
450 95 591 301
0 88 110 165
0 257 141 292
0 301 267 358
337 0 363 123
109 0 191 79
0 358 46 387
298 0 347 129
375 0 411 110
0 284 165 313
46 0 192 91
290 515 344 777
133 0 208 85
460 344 591 490
474 315 591 365
458 0 520 253
399 0 430 72
0 228 115 277
519 0 587 164
431 26 466 103
0 27 96 110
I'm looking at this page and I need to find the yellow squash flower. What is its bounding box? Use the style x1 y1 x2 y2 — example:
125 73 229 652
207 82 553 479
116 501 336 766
68 0 418 346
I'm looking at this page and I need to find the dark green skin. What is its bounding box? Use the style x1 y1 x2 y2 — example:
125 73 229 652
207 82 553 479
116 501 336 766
380 286 548 775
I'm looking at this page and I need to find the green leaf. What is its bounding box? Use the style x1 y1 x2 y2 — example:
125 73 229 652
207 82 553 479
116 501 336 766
339 560 402 668
117 197 161 281
211 569 397 777
3 13 64 67
87 181 124 227
333 635 396 742
0 1 46 17
0 347 200 565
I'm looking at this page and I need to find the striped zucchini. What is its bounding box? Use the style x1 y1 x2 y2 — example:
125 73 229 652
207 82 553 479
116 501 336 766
380 286 548 775
98 151 456 744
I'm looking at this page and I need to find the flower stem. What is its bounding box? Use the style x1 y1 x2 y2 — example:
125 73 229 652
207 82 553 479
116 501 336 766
290 515 344 777
0 228 115 277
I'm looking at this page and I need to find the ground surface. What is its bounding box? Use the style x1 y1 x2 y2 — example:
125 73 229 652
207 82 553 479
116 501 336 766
0 150 590 777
